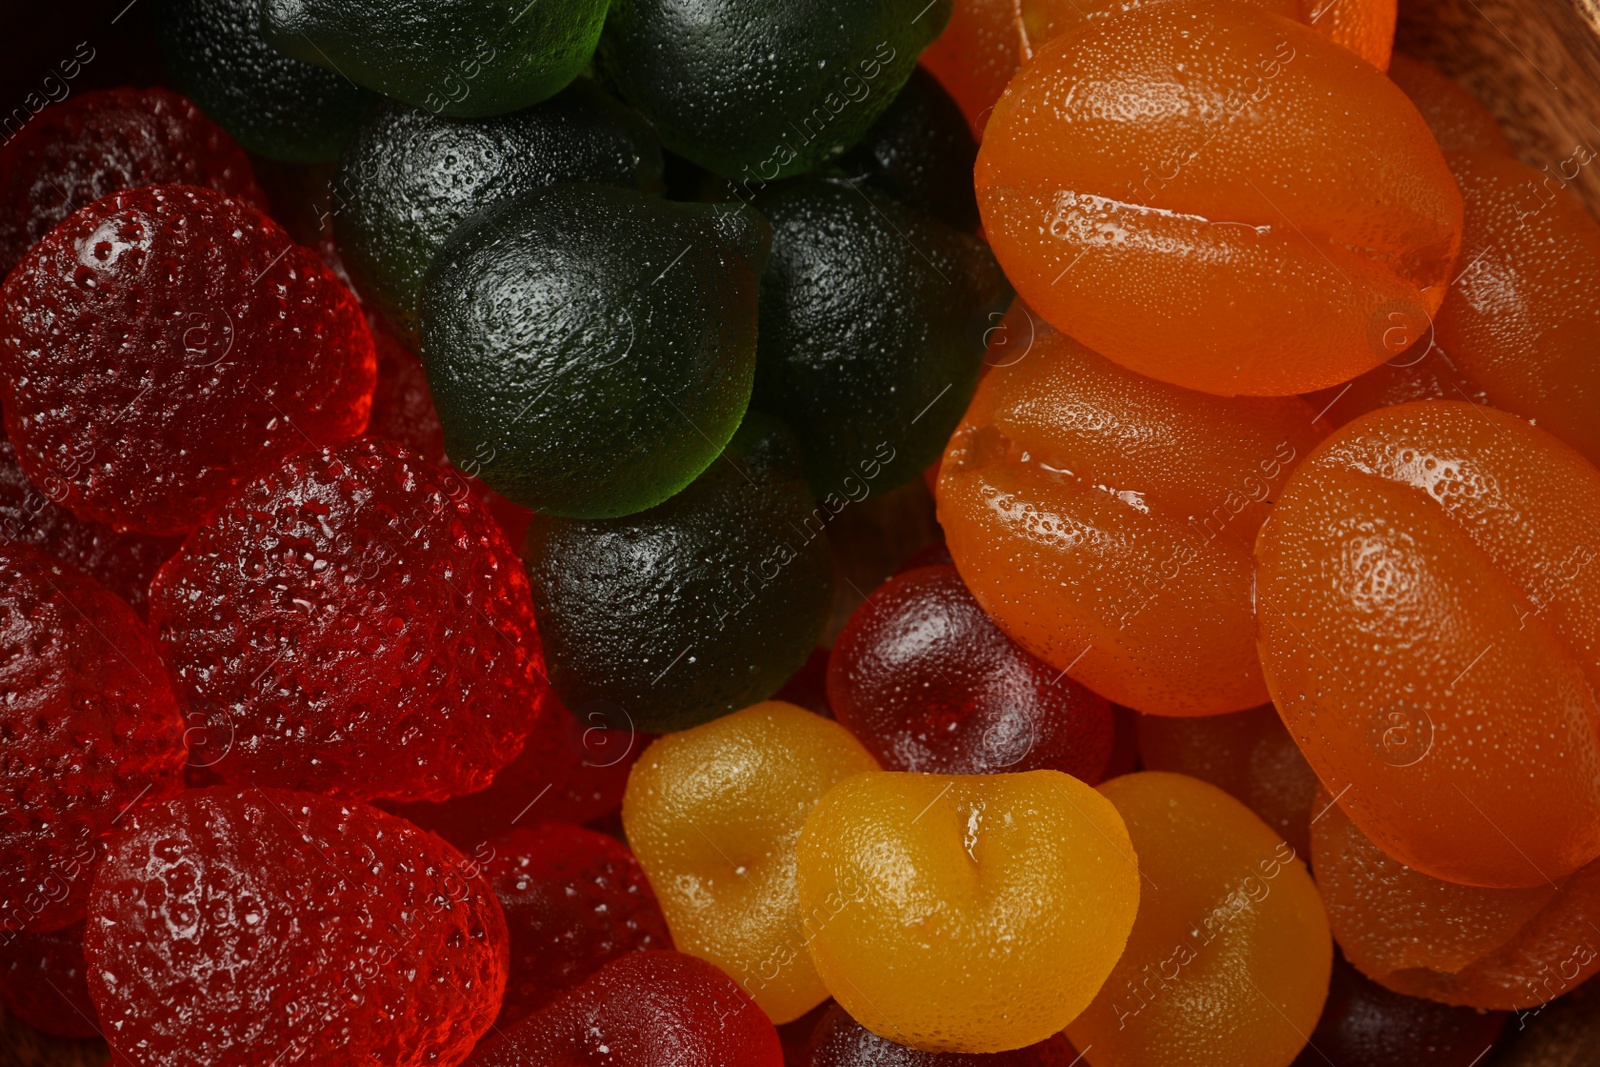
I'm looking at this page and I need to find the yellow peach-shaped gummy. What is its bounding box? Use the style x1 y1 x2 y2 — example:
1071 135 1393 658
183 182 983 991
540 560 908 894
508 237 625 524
796 770 1139 1053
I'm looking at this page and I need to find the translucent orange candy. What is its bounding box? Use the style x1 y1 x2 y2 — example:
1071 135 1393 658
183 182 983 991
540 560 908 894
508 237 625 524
976 1 1462 397
937 329 1323 715
1065 772 1331 1067
922 0 1397 140
1309 150 1600 470
1257 401 1600 889
1312 790 1600 1009
1385 54 1514 155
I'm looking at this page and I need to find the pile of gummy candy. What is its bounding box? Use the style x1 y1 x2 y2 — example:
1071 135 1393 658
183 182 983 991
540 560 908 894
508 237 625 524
3 0 1599 1063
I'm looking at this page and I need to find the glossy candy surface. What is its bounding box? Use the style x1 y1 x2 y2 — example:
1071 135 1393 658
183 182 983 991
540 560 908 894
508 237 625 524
462 950 785 1067
797 770 1140 1053
803 1003 1082 1065
262 0 609 118
829 564 1114 780
85 787 509 1067
596 0 948 179
976 1 1462 396
1257 401 1600 888
149 437 548 802
336 81 662 348
0 184 375 536
482 822 671 1027
155 0 380 162
1386 54 1514 155
1136 703 1319 857
937 330 1323 714
1065 772 1331 1067
524 415 834 733
422 184 767 518
0 544 187 934
0 87 265 272
753 178 1009 498
1311 792 1600 1010
623 701 879 1023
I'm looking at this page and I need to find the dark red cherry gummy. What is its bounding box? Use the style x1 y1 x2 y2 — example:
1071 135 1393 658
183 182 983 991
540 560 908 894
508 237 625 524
464 950 784 1067
0 921 100 1040
0 183 376 535
483 822 671 1027
383 697 643 850
149 436 549 803
0 543 186 935
0 87 266 273
805 1003 1082 1065
828 565 1115 781
84 787 508 1067
0 425 180 616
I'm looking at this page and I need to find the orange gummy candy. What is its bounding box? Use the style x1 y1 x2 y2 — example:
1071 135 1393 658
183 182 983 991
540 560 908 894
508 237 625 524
1137 704 1320 858
922 0 1396 140
1312 789 1600 1010
938 330 1323 715
1257 401 1600 889
1386 53 1514 155
1309 150 1600 471
976 0 1462 397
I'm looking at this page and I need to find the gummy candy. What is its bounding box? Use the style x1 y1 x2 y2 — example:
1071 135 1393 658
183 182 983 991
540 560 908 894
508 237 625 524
623 701 879 1023
829 563 1114 780
922 0 1396 140
1065 772 1331 1067
1386 54 1514 155
0 922 100 1040
976 1 1462 396
524 414 834 733
1311 791 1600 1010
148 436 548 803
797 770 1139 1053
85 786 508 1067
462 950 784 1067
261 0 609 118
1136 703 1319 858
0 544 186 935
752 178 1010 498
1257 401 1600 888
366 328 449 466
482 822 670 1026
421 184 767 518
336 80 662 348
0 183 376 536
0 87 266 272
802 1002 1082 1065
1294 952 1506 1067
595 0 948 179
937 330 1323 714
838 66 980 233
0 428 180 617
155 0 380 162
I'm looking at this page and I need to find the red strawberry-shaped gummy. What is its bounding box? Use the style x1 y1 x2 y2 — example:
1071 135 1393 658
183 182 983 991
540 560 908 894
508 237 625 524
827 565 1115 781
0 427 180 616
0 87 266 273
0 543 186 933
464 950 784 1067
84 787 508 1067
0 183 375 535
804 1003 1082 1065
0 921 100 1039
382 697 642 850
483 823 671 1027
148 436 548 802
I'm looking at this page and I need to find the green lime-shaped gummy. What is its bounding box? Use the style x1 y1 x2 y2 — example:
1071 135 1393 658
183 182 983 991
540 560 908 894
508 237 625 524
421 184 769 519
753 178 1011 501
261 0 608 118
334 81 662 348
595 0 951 180
155 0 378 163
524 412 834 734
